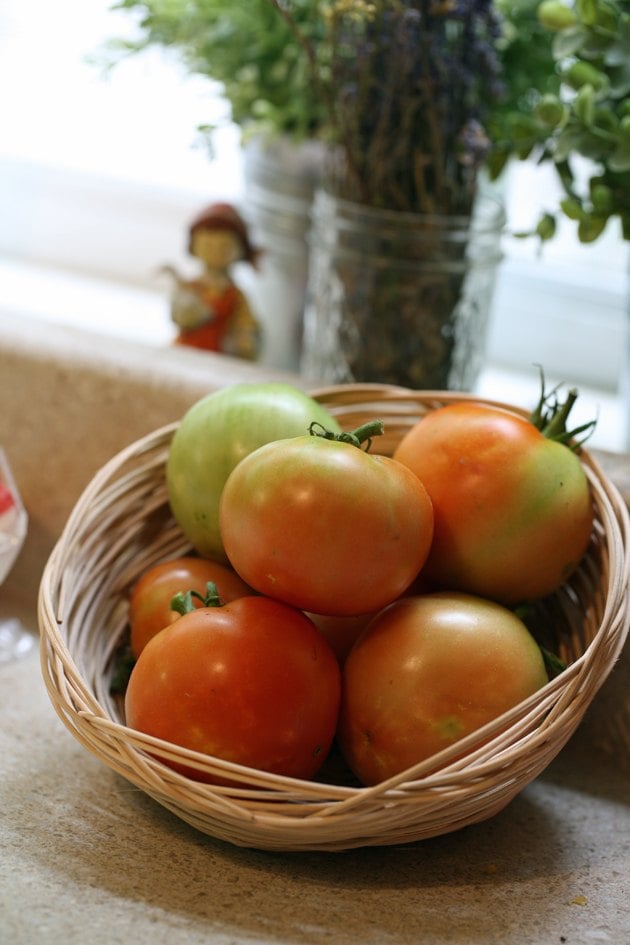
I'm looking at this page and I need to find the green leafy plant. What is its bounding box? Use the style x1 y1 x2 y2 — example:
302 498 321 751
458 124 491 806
107 0 326 140
107 0 630 240
521 0 630 241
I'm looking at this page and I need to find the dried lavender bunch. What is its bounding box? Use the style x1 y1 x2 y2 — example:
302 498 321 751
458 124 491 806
270 0 506 214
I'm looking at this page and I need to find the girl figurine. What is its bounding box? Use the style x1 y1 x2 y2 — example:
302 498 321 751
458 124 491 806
167 202 261 360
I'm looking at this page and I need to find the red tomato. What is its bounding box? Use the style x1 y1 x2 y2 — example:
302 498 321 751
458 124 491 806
393 400 594 603
125 595 341 783
306 611 374 665
219 422 434 616
128 555 252 657
306 567 435 665
337 592 549 785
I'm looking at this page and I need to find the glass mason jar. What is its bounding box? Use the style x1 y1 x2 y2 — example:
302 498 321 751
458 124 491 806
301 190 505 390
243 137 324 372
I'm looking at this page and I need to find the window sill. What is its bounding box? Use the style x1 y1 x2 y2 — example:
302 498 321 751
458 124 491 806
1 255 626 453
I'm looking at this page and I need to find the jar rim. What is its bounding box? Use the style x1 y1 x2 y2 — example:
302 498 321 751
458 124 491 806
313 188 506 233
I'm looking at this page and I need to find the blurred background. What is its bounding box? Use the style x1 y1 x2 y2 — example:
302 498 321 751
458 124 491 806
0 0 627 449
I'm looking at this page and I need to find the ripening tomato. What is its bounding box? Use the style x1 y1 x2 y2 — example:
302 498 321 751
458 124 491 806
128 555 252 658
393 399 594 604
125 593 341 784
306 567 434 665
166 382 341 563
219 421 434 616
306 611 374 665
337 592 549 786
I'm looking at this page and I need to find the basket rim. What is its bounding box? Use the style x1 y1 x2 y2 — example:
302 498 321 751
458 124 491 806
37 384 630 850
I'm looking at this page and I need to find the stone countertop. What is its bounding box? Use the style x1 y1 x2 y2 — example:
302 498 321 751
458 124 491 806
1 612 628 945
0 316 628 945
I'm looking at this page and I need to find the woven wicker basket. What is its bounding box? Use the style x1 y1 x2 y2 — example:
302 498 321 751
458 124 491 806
39 384 630 852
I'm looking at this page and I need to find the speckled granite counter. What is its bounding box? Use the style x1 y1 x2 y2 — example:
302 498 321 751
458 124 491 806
0 315 628 945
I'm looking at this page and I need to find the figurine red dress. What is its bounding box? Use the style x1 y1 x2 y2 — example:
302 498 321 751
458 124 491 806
168 202 261 360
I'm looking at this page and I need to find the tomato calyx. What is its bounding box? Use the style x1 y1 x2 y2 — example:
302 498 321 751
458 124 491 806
112 581 227 697
514 603 567 679
529 369 596 450
539 646 566 679
171 581 223 616
308 419 384 452
110 643 136 695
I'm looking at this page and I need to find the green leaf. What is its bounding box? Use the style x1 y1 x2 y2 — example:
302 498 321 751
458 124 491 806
608 140 630 172
577 0 599 28
539 1 578 31
591 108 619 135
564 60 608 92
608 60 630 96
590 183 613 213
552 25 587 58
485 150 510 181
560 196 584 220
595 2 621 33
574 84 596 125
553 126 597 161
535 94 567 127
536 213 557 240
578 214 608 242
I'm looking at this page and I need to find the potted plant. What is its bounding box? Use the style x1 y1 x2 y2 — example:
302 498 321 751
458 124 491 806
107 1 630 383
107 0 323 139
269 0 630 386
108 0 629 233
500 0 630 244
271 0 524 387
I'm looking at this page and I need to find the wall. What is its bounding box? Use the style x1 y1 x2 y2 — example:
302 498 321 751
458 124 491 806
0 315 298 612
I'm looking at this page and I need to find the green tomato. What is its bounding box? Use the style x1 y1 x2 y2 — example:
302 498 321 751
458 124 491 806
166 382 341 562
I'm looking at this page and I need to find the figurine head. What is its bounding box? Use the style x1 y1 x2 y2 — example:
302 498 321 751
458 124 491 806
188 202 260 271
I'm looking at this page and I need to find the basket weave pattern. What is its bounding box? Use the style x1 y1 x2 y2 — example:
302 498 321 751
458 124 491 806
39 385 630 851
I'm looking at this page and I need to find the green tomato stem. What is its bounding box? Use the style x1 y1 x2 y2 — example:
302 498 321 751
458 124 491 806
529 366 596 450
170 581 223 615
309 419 384 451
540 387 580 440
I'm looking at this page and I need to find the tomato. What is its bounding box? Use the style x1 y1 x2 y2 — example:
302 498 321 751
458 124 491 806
219 421 434 616
306 567 434 664
307 612 374 665
166 382 341 563
124 593 341 783
128 555 252 658
393 399 594 604
337 592 549 785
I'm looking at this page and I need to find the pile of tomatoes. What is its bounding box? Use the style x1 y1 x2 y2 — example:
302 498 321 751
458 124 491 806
121 380 595 787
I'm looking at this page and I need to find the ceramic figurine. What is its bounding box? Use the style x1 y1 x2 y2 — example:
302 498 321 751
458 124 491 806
166 202 261 360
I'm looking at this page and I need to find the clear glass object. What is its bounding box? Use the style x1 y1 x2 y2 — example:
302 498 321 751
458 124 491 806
243 136 324 372
0 447 33 663
301 190 506 391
